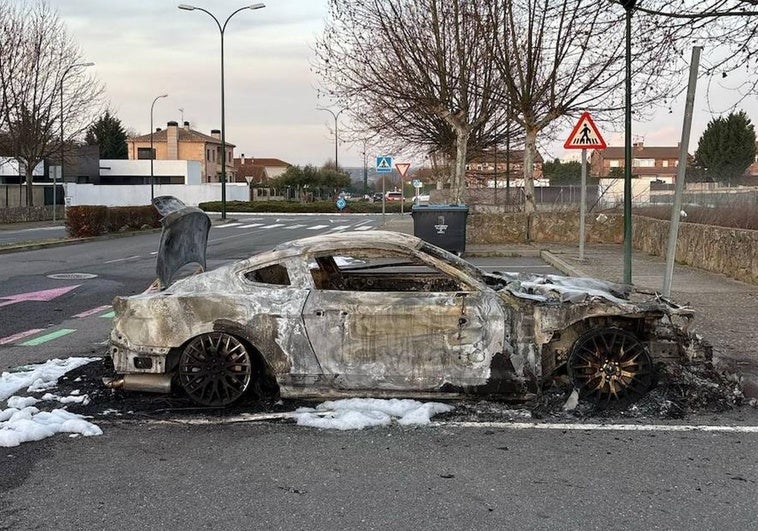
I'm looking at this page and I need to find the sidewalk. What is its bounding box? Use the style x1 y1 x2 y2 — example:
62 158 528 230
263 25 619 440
382 213 758 398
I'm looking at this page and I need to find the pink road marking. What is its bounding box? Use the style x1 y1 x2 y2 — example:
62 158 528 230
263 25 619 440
0 328 44 345
73 305 112 318
0 284 81 308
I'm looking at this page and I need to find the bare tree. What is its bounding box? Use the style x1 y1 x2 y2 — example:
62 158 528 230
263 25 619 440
486 0 758 213
315 0 512 203
0 0 103 206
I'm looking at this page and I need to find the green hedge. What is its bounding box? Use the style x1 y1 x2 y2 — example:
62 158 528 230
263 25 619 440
198 200 410 214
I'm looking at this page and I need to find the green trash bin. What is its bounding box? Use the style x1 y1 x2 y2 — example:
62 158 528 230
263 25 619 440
411 204 469 254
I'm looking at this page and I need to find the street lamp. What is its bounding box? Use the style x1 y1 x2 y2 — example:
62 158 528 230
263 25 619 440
317 107 346 170
59 61 94 222
179 3 266 220
150 94 168 201
621 0 637 284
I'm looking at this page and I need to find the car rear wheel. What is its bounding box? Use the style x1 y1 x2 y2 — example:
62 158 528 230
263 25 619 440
179 332 253 406
567 327 653 402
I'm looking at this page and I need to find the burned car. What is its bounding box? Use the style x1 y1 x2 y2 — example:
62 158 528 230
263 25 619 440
107 198 709 406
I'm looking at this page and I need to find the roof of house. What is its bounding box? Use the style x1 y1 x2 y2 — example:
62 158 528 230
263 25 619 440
129 127 235 148
235 157 291 168
235 164 268 183
595 145 683 159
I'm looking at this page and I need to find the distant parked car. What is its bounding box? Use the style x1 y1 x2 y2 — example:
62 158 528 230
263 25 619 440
385 191 404 201
372 193 384 202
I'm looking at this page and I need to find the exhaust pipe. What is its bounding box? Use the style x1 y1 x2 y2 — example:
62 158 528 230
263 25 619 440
103 373 173 393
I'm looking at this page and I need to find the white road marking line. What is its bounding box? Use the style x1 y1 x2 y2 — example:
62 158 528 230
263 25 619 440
104 255 141 264
260 223 285 229
307 225 328 230
150 251 158 255
283 224 307 230
438 421 758 433
328 225 350 232
354 226 373 231
73 305 112 318
215 222 243 228
239 223 263 229
0 328 44 345
140 414 758 433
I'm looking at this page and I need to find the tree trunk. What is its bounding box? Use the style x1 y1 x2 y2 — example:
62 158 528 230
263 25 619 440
451 126 471 204
523 127 538 213
25 165 34 207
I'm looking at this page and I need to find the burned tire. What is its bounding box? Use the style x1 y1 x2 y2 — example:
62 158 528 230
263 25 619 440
178 332 253 406
567 327 654 402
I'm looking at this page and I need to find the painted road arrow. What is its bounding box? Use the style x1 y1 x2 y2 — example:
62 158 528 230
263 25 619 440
0 285 81 308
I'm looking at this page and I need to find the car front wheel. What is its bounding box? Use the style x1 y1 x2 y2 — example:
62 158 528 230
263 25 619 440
567 327 654 402
179 332 253 406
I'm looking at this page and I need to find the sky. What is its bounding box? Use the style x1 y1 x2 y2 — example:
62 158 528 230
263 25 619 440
53 0 757 168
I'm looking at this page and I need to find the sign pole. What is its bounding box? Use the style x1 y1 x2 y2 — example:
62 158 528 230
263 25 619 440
563 112 606 264
580 148 587 261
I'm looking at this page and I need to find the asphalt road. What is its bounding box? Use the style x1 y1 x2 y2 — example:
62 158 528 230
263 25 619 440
2 419 756 530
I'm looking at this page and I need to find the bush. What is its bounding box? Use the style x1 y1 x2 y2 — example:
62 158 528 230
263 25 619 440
65 205 160 238
107 206 161 232
65 206 109 237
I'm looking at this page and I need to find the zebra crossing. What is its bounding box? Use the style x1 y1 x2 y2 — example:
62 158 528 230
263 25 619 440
213 218 378 234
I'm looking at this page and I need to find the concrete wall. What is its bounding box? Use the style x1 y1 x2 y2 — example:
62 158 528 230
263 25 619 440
100 159 202 185
468 212 758 284
64 182 250 207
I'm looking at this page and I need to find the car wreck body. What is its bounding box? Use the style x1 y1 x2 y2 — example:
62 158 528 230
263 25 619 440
107 198 710 406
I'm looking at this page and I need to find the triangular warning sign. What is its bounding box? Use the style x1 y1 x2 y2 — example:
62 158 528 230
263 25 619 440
395 163 410 177
564 112 607 150
377 157 390 169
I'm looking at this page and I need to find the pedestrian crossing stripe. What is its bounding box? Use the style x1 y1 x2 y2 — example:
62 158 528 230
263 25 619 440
564 111 607 150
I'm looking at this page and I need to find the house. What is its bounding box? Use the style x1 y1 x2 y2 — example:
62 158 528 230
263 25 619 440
233 155 292 201
590 141 686 179
747 141 758 177
233 154 291 183
127 121 236 184
465 149 544 188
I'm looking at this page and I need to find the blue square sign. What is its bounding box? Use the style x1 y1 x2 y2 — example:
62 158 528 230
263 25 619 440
376 155 393 173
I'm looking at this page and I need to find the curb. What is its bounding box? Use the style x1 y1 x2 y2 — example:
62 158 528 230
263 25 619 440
539 250 588 278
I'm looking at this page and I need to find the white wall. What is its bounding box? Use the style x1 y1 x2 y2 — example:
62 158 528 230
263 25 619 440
0 157 45 177
65 182 250 207
100 159 202 184
598 176 674 208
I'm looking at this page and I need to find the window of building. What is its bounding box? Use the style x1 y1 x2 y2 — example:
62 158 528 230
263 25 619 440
609 160 621 168
137 147 155 160
662 160 668 167
633 158 655 167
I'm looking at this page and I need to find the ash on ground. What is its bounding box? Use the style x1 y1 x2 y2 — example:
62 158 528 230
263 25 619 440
55 357 751 424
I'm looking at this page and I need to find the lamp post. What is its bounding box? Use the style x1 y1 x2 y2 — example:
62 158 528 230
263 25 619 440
150 94 168 201
317 107 346 170
179 3 266 220
59 61 94 222
621 0 637 284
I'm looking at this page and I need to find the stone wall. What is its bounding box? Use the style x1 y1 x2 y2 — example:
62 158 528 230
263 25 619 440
468 212 758 284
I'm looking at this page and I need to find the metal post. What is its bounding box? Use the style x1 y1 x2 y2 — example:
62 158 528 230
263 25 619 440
150 94 167 201
663 46 702 297
623 1 636 284
179 3 265 220
579 148 587 260
317 107 345 170
59 62 93 221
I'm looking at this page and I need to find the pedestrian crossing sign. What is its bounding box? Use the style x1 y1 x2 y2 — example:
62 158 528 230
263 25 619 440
376 155 393 173
564 112 606 150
